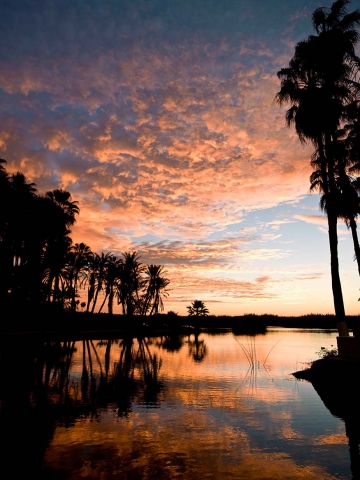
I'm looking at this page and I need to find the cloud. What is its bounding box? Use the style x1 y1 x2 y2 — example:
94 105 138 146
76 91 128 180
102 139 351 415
2 0 354 316
293 214 327 225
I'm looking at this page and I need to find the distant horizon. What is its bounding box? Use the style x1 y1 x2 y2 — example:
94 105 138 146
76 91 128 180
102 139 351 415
1 0 360 316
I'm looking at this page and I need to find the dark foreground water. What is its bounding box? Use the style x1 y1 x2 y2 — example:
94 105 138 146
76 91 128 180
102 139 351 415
0 328 357 479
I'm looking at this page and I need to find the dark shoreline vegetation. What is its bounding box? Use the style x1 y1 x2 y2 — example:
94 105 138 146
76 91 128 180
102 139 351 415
0 160 171 321
2 308 360 336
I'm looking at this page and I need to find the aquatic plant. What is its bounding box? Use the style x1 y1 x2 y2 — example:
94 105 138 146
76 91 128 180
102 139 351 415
316 346 338 359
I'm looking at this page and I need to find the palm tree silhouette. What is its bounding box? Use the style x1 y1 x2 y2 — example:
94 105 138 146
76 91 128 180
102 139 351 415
66 243 93 311
142 265 170 315
43 189 79 305
187 300 209 317
98 254 122 314
89 252 111 313
310 139 360 277
45 189 79 228
276 0 360 335
117 252 144 316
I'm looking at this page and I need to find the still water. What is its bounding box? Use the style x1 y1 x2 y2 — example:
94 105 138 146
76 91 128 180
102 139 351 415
0 328 356 479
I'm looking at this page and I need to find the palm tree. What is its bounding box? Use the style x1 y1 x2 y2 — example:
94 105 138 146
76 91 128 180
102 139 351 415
66 243 93 311
142 265 170 315
43 189 79 305
0 172 39 302
187 300 209 317
98 254 122 314
89 252 111 313
45 189 79 228
117 252 144 316
310 138 360 277
276 0 360 336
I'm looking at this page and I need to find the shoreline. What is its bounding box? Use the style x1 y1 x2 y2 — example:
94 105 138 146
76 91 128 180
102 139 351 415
1 311 359 338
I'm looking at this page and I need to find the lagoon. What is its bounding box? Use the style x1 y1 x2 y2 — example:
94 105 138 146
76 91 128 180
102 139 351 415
0 328 356 479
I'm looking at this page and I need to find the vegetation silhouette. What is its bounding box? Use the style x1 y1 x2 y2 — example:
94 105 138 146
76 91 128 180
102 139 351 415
276 0 360 336
0 161 170 320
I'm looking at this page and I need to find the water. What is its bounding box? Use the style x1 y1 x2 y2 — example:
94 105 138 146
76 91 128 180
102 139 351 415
0 328 355 479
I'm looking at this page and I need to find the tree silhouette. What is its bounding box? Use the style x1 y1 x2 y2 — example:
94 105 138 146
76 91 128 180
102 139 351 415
187 300 209 317
117 252 144 316
66 242 93 312
98 254 122 314
142 265 170 315
0 162 170 316
276 0 360 335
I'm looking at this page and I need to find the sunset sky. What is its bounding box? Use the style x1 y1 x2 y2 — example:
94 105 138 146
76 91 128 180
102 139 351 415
1 0 360 316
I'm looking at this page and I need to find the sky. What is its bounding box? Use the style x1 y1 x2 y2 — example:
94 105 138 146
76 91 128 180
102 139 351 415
1 0 360 316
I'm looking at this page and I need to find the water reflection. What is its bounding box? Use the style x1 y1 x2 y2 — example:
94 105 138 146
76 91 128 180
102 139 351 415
0 330 353 479
187 333 208 362
299 364 360 480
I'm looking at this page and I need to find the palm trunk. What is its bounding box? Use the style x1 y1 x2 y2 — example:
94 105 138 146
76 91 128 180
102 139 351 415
327 209 348 334
91 280 102 313
324 134 348 336
349 216 360 277
86 273 95 312
108 288 114 315
70 269 78 312
98 291 108 313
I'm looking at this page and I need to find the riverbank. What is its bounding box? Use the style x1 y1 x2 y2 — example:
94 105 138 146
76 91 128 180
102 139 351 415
1 308 359 336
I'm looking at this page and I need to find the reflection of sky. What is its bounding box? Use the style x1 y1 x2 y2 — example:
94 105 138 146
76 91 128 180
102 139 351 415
43 331 350 479
1 1 360 315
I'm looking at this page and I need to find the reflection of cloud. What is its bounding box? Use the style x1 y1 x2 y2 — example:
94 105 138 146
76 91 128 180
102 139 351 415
314 432 348 445
42 332 343 480
44 415 337 480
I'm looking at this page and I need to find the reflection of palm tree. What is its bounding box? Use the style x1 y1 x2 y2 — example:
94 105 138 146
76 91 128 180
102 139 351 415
187 333 208 363
276 0 360 335
159 334 184 352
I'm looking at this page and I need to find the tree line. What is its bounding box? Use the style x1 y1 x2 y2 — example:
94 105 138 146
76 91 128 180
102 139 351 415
276 0 360 335
0 159 170 315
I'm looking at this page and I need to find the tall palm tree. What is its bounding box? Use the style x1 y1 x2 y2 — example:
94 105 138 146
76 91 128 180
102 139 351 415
310 137 360 277
98 254 122 314
0 172 39 301
45 189 79 228
117 252 144 316
89 252 112 313
66 243 93 312
142 265 170 315
276 0 360 336
43 189 79 305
